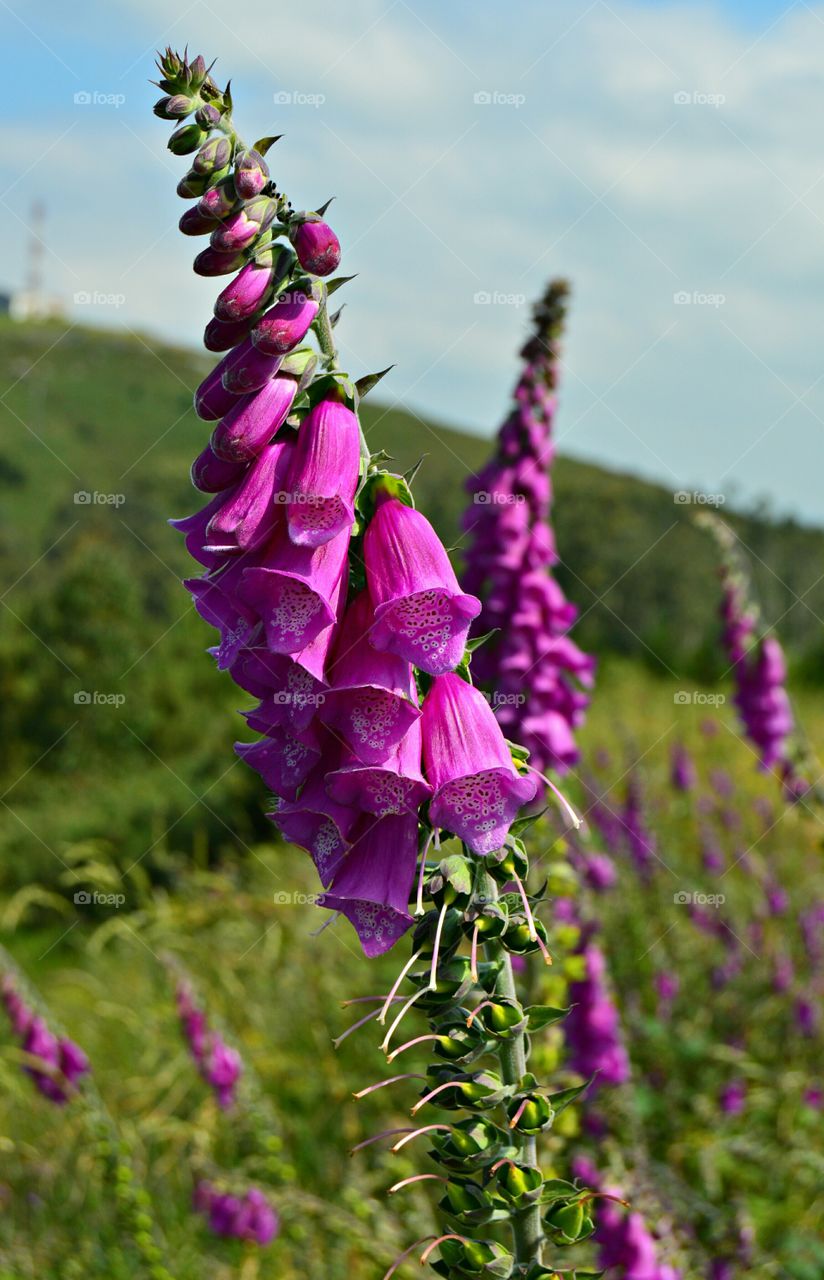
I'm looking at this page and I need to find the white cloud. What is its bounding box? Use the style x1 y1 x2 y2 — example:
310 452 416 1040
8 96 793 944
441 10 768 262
3 0 824 519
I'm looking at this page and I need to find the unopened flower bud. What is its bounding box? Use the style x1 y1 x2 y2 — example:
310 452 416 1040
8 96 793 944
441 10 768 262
193 246 247 277
154 94 194 120
234 149 269 199
195 103 222 129
221 336 282 395
177 169 209 199
291 218 341 276
193 135 232 176
213 259 279 321
203 315 255 352
168 123 207 156
197 178 238 221
251 290 318 355
188 55 208 88
210 196 277 253
179 207 219 237
191 442 248 492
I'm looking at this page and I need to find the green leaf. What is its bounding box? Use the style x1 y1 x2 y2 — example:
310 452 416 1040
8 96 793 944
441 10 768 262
525 1004 572 1031
252 134 282 155
547 1075 596 1115
354 364 395 400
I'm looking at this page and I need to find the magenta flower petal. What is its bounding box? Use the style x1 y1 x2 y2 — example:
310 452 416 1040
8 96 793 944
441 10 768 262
422 673 537 854
364 497 480 675
185 563 262 669
272 763 358 886
205 440 293 554
317 590 420 764
211 376 296 463
234 723 321 800
238 525 350 654
170 491 230 568
252 290 319 356
318 813 418 956
325 718 432 816
284 400 360 547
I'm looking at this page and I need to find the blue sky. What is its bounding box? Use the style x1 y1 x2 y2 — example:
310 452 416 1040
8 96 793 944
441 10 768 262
2 0 823 523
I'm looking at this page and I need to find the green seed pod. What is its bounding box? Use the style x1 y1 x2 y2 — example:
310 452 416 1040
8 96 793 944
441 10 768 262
506 1091 554 1134
492 1161 543 1208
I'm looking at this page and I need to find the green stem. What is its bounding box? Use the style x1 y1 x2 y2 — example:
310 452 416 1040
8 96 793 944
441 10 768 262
481 878 544 1270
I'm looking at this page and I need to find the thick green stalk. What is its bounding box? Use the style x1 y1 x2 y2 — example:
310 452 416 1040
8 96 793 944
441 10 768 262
482 878 544 1270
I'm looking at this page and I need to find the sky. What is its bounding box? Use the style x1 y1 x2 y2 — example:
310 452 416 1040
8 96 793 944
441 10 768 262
1 0 823 523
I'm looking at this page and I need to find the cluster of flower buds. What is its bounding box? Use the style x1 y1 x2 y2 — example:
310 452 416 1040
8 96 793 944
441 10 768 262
159 50 590 1277
462 280 595 775
194 1179 279 1245
698 512 812 800
176 979 242 1108
1 973 89 1103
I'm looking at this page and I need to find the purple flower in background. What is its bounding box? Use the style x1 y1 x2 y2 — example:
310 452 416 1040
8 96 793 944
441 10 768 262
176 981 243 1108
670 742 695 792
654 970 679 1019
623 774 657 880
1 976 89 1104
795 995 818 1038
461 281 594 774
195 1181 278 1245
719 1079 746 1115
564 944 630 1089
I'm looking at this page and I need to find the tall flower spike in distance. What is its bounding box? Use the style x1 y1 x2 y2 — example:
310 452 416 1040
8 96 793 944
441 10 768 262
155 47 584 1277
697 511 815 802
462 280 595 775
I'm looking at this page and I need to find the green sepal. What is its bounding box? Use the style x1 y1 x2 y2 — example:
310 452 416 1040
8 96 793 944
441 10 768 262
471 997 528 1041
537 1177 579 1206
544 1196 595 1246
431 1237 513 1279
412 907 464 961
439 1179 499 1227
464 900 508 940
356 470 415 526
505 1091 554 1134
484 843 529 884
504 737 531 764
428 853 473 907
490 1161 544 1209
429 1117 516 1173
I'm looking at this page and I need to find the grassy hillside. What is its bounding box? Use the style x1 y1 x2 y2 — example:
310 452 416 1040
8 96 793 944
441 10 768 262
1 316 823 679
